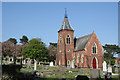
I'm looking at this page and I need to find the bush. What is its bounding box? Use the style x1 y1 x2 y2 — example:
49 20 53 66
2 64 22 80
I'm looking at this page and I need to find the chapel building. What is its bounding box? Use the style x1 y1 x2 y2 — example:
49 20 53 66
56 12 104 69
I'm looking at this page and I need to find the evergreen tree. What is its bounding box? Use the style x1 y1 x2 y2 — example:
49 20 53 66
20 35 28 44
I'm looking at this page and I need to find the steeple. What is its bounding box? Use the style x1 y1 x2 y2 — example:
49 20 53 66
93 30 95 33
65 8 68 18
59 9 74 31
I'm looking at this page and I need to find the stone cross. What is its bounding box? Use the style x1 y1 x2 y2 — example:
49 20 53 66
103 61 107 72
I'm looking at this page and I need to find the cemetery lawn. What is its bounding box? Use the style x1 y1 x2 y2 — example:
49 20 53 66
20 65 90 78
20 65 119 79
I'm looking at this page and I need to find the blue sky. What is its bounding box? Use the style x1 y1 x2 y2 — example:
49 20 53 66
2 2 118 46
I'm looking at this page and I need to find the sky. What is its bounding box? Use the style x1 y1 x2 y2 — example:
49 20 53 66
2 2 118 46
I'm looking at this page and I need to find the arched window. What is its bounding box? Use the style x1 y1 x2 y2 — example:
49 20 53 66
59 35 62 44
92 43 97 54
66 35 70 44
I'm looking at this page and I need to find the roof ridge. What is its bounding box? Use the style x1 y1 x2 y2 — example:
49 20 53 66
77 33 92 39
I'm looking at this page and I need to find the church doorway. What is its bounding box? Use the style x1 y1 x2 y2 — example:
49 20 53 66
93 58 97 69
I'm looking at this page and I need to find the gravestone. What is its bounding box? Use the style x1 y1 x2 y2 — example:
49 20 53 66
26 60 31 68
54 60 56 65
39 62 41 65
11 57 13 62
9 57 11 63
34 60 37 70
70 60 74 68
7 56 10 64
16 59 18 64
67 66 70 70
103 61 107 72
90 69 100 79
50 62 53 66
23 59 26 64
108 66 112 73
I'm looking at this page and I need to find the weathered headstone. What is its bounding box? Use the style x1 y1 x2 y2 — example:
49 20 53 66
9 57 11 63
11 57 13 62
50 62 53 66
26 60 31 68
23 59 26 64
34 60 37 70
67 66 70 70
70 60 74 68
108 66 112 73
103 61 107 72
54 60 56 65
7 56 9 64
90 69 100 79
16 59 18 64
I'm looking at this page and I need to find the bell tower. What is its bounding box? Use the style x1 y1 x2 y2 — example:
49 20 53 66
56 9 74 66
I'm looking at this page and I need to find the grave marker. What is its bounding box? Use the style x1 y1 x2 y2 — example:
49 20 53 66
50 62 53 66
103 61 107 72
70 60 74 68
90 69 100 79
108 66 112 73
34 59 37 70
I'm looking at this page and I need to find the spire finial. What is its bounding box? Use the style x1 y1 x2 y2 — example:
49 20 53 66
65 8 68 18
93 30 95 33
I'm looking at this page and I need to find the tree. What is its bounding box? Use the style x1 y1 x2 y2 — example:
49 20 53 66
8 38 17 44
47 42 57 61
2 41 15 57
22 38 48 61
20 35 28 44
103 44 120 65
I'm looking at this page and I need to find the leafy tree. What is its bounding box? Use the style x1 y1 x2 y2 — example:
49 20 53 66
22 38 48 61
8 38 17 44
47 42 57 61
103 44 120 65
20 35 28 44
2 41 15 57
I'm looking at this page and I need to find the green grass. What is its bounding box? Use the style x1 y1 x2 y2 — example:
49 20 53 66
20 67 34 73
20 65 91 78
112 75 119 78
20 65 120 79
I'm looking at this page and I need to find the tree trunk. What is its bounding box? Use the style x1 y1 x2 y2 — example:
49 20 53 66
14 56 16 64
20 58 22 67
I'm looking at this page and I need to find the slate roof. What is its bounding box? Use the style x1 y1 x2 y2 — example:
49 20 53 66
59 17 74 31
74 33 92 51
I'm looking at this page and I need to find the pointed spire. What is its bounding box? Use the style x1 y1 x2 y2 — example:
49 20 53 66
93 30 95 33
65 8 68 18
59 9 74 31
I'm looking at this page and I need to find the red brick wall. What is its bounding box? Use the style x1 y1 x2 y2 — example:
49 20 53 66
56 31 104 69
56 30 74 66
73 32 104 69
86 32 104 69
